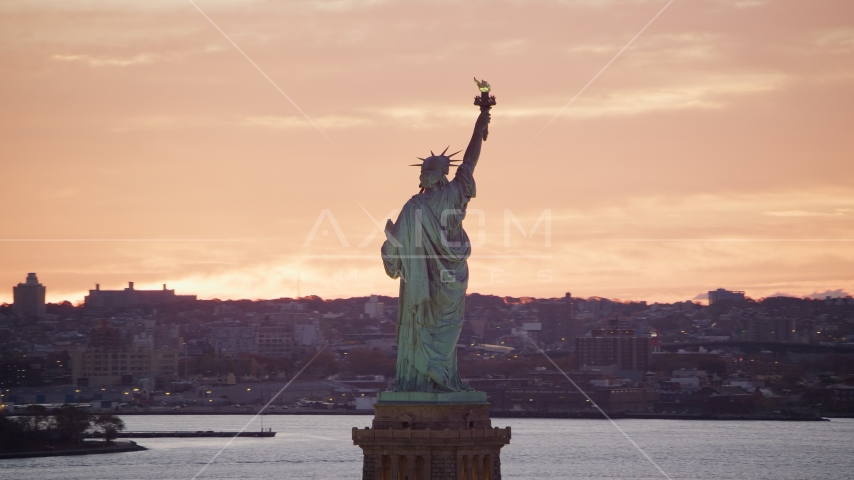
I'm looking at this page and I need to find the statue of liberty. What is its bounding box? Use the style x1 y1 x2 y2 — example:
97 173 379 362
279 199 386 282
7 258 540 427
381 80 493 393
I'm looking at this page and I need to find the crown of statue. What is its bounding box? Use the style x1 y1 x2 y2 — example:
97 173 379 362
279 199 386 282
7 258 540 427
409 146 462 174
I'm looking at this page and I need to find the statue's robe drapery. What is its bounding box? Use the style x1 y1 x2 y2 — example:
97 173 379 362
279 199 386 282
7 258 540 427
381 163 476 392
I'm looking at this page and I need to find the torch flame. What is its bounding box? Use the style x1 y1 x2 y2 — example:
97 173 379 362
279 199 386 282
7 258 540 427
474 77 491 93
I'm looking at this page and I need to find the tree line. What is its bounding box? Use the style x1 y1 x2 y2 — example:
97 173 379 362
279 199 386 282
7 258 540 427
0 405 125 453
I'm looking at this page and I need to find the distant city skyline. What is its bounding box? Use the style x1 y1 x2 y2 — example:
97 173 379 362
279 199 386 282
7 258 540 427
2 0 853 304
2 272 851 306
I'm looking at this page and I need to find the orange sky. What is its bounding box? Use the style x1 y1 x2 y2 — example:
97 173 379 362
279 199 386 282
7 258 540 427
2 0 853 304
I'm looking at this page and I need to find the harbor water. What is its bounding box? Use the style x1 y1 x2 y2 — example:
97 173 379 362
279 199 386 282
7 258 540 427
1 415 852 479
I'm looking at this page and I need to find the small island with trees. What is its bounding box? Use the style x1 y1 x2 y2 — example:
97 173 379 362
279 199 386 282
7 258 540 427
0 405 145 459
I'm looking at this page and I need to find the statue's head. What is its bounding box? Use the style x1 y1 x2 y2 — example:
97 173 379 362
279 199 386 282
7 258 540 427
410 147 461 190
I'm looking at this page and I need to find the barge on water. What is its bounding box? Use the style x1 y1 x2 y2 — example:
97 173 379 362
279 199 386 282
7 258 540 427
86 430 276 438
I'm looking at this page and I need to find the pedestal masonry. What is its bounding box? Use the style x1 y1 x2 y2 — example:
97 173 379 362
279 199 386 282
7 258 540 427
353 79 510 480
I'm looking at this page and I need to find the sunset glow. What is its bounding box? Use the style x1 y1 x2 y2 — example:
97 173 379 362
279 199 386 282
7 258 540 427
2 0 853 303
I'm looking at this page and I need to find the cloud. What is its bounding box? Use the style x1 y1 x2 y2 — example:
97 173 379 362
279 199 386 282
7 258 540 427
806 289 851 299
565 42 618 54
813 28 854 49
107 69 788 136
109 115 221 132
2 0 253 13
767 292 799 298
566 74 785 117
51 53 161 67
717 0 767 8
764 209 848 217
492 38 530 55
241 115 372 129
109 114 371 132
306 0 389 12
531 75 784 119
581 32 723 63
370 73 786 128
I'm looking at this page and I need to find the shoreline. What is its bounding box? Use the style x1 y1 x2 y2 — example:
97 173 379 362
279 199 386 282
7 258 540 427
0 440 147 460
9 409 828 421
490 411 829 421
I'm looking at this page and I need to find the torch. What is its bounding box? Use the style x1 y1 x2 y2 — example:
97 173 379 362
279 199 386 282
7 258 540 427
474 77 496 141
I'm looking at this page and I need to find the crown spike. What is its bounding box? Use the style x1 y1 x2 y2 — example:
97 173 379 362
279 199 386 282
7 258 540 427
430 149 435 156
447 150 462 158
441 146 450 156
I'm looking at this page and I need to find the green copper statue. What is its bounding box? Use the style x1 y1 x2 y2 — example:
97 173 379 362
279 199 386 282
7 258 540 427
381 80 494 393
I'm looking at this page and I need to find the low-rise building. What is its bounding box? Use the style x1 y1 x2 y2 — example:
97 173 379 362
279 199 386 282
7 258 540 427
84 282 196 309
575 329 652 371
71 347 178 387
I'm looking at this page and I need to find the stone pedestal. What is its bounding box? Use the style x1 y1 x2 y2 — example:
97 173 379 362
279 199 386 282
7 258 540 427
353 392 510 480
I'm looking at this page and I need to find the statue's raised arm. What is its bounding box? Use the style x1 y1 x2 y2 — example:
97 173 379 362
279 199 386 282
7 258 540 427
464 78 495 172
463 110 491 172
